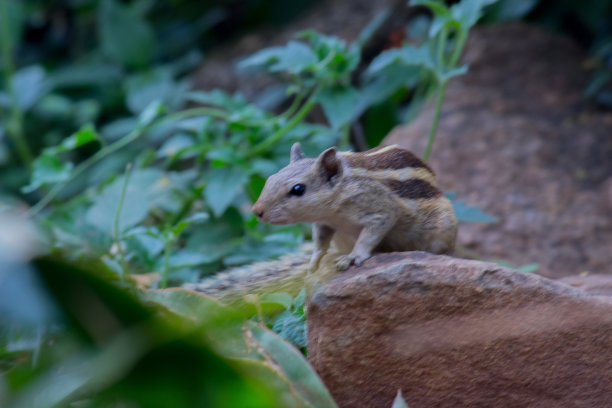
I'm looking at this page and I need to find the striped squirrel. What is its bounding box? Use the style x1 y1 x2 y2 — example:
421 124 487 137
187 143 457 301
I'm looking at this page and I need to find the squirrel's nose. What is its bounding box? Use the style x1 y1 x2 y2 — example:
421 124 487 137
252 203 264 218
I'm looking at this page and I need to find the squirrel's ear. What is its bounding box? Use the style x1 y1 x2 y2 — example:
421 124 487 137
315 147 342 184
290 143 304 163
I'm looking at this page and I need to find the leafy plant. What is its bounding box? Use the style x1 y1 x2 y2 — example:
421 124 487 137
1 251 337 408
493 260 540 274
446 192 497 224
367 0 498 161
23 92 321 287
261 289 308 350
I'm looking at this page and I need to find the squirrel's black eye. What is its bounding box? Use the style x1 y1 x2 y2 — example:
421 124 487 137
289 184 306 196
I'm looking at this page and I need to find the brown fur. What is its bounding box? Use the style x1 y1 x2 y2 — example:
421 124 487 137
252 143 457 271
345 148 434 173
381 178 442 199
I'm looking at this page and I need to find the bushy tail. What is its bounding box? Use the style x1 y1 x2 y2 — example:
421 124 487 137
183 248 313 303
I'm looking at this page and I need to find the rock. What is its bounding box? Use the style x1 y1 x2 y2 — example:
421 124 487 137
307 252 612 408
559 274 612 297
383 22 612 278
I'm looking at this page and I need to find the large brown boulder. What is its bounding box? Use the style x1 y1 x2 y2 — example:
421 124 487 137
384 22 612 278
307 252 612 408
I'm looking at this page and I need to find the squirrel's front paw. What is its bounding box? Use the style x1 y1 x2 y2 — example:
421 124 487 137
335 253 370 271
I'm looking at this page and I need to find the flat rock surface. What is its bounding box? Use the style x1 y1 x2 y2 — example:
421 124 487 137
308 252 612 408
384 22 612 278
559 274 612 297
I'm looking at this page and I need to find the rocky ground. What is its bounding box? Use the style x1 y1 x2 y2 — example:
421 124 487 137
308 252 612 408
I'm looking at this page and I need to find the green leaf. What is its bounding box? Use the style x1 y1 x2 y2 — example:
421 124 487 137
446 192 497 223
52 124 101 154
357 63 420 117
157 134 196 159
21 155 73 193
75 100 102 125
272 311 307 348
428 15 449 38
238 41 318 74
272 41 319 74
98 0 155 68
0 265 58 325
126 69 188 114
260 292 293 310
137 100 165 128
482 0 538 21
316 85 360 130
8 331 148 408
292 288 307 315
171 212 210 236
207 147 243 166
164 251 217 270
34 94 73 119
439 65 469 82
451 0 499 29
12 65 48 110
144 289 237 326
494 261 539 274
516 263 540 274
143 289 254 360
21 124 101 193
0 0 24 50
367 45 435 76
187 90 248 110
125 228 164 260
46 63 122 89
247 322 338 408
392 390 410 408
185 207 244 261
86 169 168 234
224 232 303 266
237 47 285 71
203 167 249 217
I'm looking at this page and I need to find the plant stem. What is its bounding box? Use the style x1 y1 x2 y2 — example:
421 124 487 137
436 26 449 68
422 27 468 162
248 89 318 158
161 239 172 289
27 107 225 217
28 125 144 216
448 28 468 68
422 80 447 162
113 163 133 280
0 0 32 167
168 106 228 121
281 89 305 119
339 123 350 150
404 78 432 124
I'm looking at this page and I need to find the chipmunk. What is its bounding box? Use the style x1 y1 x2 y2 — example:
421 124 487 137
252 143 457 271
186 143 457 302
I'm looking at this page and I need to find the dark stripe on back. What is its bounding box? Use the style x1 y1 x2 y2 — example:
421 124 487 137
346 147 434 173
382 178 442 199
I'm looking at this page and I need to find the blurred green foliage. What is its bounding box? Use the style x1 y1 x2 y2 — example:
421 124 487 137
0 248 337 407
1 0 611 405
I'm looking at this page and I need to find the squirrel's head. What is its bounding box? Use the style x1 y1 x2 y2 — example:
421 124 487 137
252 143 345 224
